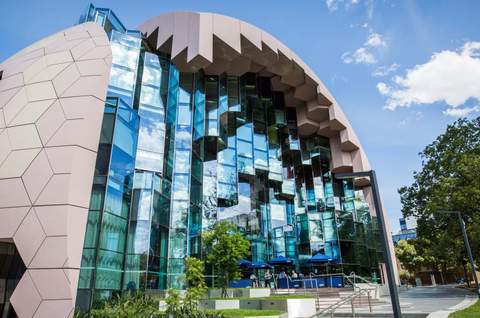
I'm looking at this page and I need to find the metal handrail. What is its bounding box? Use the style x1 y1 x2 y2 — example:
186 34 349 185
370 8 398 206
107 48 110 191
309 287 372 318
345 272 379 299
346 272 377 287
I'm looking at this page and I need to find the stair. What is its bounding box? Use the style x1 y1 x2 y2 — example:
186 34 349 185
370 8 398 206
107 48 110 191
273 287 385 312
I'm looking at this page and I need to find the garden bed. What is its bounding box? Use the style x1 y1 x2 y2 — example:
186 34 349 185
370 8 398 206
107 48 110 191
207 309 286 318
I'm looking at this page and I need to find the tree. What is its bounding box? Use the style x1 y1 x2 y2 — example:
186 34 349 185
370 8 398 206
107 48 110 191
399 117 480 268
164 257 209 318
202 221 250 297
395 240 425 274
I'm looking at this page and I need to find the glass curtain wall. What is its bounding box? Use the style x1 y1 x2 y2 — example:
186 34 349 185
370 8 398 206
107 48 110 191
77 5 382 301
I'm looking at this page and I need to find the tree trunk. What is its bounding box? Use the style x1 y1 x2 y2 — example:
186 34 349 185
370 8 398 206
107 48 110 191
222 272 229 298
440 263 446 285
463 262 470 287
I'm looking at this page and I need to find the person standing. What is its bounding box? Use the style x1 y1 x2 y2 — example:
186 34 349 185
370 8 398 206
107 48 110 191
250 272 258 288
264 270 272 288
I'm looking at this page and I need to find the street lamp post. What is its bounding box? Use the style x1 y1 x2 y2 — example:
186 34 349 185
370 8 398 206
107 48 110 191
439 210 480 297
335 170 402 318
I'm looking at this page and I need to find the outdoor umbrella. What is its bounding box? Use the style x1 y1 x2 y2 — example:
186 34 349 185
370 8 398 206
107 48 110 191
248 261 273 269
268 256 294 265
237 259 252 267
306 253 334 264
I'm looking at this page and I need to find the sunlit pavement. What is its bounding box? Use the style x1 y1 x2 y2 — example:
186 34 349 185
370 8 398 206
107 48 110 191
335 285 477 317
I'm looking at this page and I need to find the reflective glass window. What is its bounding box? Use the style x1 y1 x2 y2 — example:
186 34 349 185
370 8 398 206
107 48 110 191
111 31 141 48
109 66 135 91
174 126 192 149
254 150 268 168
237 140 252 158
136 150 163 172
177 105 191 125
174 150 190 174
111 43 139 68
218 148 236 165
100 212 127 252
137 119 165 153
128 220 151 254
238 156 254 174
173 175 189 200
142 67 161 86
217 164 236 183
237 124 252 141
140 85 161 107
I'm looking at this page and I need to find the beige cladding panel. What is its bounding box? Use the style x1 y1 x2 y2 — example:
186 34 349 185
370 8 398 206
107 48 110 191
0 22 112 318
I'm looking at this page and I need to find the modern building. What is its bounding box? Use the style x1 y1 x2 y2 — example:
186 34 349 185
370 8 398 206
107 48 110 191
0 4 397 317
392 218 417 244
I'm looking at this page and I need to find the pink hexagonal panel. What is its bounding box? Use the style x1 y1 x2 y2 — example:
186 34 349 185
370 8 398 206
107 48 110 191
0 22 112 318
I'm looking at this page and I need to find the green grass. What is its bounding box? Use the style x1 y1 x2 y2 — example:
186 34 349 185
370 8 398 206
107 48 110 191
449 300 480 318
207 309 284 317
207 294 315 300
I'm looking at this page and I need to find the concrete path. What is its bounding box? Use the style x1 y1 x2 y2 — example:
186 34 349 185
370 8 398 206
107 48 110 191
336 285 477 317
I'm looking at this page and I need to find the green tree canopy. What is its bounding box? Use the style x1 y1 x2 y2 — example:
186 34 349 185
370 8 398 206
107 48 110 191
202 221 250 297
399 117 480 267
395 239 425 273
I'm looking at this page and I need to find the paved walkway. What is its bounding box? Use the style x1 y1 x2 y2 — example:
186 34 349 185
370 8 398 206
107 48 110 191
338 285 477 317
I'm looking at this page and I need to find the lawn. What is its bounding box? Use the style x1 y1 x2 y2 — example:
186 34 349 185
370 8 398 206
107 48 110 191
449 300 480 318
207 309 284 317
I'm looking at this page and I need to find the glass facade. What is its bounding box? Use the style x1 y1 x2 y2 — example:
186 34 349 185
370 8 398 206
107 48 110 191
76 4 383 310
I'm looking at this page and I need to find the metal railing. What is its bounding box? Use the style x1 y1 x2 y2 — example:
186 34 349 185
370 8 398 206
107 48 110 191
309 287 373 318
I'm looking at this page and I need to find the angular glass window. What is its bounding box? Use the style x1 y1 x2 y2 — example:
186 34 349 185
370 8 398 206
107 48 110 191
142 67 161 86
254 150 268 168
238 156 254 174
174 126 192 149
111 42 139 69
237 124 253 141
173 175 189 200
217 164 236 184
135 149 163 172
169 230 187 258
218 147 236 165
109 66 135 91
140 85 161 107
174 150 190 174
99 212 127 252
177 105 192 126
237 140 253 158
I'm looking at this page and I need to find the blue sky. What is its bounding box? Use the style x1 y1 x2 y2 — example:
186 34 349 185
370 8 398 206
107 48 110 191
2 0 479 232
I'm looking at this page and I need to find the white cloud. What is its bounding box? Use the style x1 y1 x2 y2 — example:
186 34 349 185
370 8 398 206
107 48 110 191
365 33 386 48
342 47 377 64
378 41 480 111
342 32 387 65
325 0 360 12
372 63 399 77
377 82 390 95
443 106 479 117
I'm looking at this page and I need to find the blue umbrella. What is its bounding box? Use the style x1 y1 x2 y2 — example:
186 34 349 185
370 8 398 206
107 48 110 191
268 256 294 265
237 259 252 267
248 261 273 269
306 253 335 264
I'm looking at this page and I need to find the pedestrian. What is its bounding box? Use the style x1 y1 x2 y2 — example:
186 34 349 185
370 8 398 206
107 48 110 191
291 269 298 279
264 269 272 288
250 272 258 288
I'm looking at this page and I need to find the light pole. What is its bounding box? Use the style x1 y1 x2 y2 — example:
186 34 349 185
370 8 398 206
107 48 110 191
335 170 402 318
438 210 480 297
